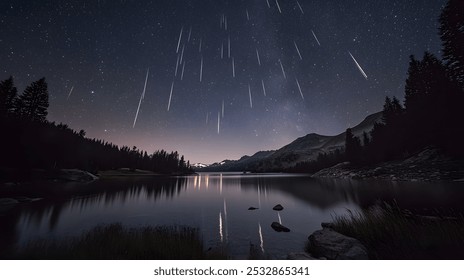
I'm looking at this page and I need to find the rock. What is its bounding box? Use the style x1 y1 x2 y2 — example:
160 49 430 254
271 222 290 232
273 204 284 211
321 222 334 229
308 228 368 260
287 252 317 260
59 169 98 182
248 207 259 210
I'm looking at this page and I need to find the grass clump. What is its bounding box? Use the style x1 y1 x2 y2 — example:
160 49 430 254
11 223 228 260
330 203 464 259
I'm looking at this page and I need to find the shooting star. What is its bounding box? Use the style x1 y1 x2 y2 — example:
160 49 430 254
246 9 250 21
278 59 286 79
180 61 186 80
67 86 74 99
248 84 253 108
187 26 192 42
176 27 183 53
294 41 303 60
261 80 267 96
200 56 203 82
174 54 180 76
217 111 221 134
198 38 202 53
256 48 261 66
311 30 321 46
179 44 185 65
133 68 149 127
266 0 270 8
348 51 368 80
296 0 304 14
228 36 231 58
232 57 235 78
167 81 174 111
295 78 304 100
224 15 228 30
275 0 282 13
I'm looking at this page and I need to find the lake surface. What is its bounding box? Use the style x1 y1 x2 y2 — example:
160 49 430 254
1 173 464 259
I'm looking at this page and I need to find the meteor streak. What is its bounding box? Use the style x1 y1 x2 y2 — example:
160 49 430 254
133 68 149 127
256 48 261 66
232 57 235 78
275 0 282 13
67 86 74 99
311 30 321 46
167 81 174 111
248 84 253 108
261 80 267 96
180 61 186 80
348 51 368 80
295 78 304 100
296 0 304 14
278 59 286 79
200 56 203 82
217 111 221 134
294 41 303 60
176 27 183 53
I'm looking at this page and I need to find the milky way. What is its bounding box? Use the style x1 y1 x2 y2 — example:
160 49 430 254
0 0 446 163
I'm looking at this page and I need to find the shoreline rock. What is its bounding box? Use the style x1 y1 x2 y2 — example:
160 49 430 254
271 222 290 232
307 226 368 260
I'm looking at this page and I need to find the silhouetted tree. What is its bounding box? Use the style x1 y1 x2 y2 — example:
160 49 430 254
440 0 464 87
345 128 361 163
18 78 49 122
0 76 18 117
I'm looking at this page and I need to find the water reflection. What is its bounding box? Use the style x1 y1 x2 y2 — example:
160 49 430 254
1 173 464 259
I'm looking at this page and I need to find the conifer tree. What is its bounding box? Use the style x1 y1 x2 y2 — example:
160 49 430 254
0 76 18 116
19 78 49 122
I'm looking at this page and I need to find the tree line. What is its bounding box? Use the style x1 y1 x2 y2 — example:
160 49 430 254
290 0 464 172
0 77 193 176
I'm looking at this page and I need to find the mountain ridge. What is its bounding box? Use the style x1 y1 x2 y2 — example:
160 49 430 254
200 111 383 172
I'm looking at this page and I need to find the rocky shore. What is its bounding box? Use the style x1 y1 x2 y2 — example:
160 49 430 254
313 148 464 182
288 223 369 260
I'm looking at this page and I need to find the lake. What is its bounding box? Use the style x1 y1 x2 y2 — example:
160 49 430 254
1 173 464 259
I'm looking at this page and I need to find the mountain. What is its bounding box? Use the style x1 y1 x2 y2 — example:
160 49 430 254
199 111 383 172
191 163 210 168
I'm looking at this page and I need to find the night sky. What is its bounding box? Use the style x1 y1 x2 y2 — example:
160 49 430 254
0 0 446 164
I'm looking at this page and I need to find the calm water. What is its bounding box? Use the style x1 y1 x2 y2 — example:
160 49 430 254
1 173 464 259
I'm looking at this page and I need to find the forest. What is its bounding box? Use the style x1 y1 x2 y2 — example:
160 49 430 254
0 78 193 179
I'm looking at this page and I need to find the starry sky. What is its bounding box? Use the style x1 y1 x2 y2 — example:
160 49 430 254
0 0 447 164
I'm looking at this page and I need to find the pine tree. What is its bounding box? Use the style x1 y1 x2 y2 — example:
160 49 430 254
440 0 464 86
0 76 18 116
19 78 49 122
345 128 361 163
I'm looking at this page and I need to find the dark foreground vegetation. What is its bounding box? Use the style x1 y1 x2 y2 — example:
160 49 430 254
6 224 227 260
330 203 464 259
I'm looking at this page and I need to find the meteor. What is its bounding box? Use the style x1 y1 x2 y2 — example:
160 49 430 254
294 41 303 60
176 27 183 53
278 59 286 79
348 51 368 80
311 30 321 46
167 81 174 111
295 78 304 100
67 86 74 99
133 68 149 127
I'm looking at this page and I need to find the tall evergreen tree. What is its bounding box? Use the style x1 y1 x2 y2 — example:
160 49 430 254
345 128 361 163
0 76 18 116
19 77 49 122
440 0 464 86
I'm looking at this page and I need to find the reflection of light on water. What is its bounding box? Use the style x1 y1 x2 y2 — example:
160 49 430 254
205 175 209 189
219 173 223 194
219 211 223 243
198 174 202 190
258 223 264 253
257 184 261 208
193 176 198 189
278 212 282 224
223 199 228 242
